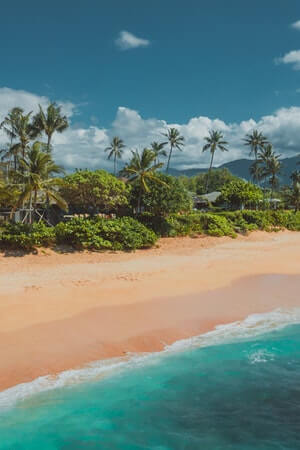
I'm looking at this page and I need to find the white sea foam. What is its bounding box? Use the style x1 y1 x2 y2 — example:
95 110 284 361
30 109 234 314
1 307 300 410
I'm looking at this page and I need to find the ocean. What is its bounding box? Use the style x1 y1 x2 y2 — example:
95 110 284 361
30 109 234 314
1 309 300 449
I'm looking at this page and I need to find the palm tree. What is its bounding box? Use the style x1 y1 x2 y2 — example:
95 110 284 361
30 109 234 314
288 183 300 212
32 103 69 153
0 107 24 170
9 111 37 164
202 130 228 193
122 148 166 213
243 130 269 162
263 154 282 203
163 128 184 173
16 142 67 223
105 136 125 175
150 141 167 164
290 170 300 185
250 161 264 186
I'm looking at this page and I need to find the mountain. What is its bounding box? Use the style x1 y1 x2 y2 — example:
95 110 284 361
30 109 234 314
169 154 300 185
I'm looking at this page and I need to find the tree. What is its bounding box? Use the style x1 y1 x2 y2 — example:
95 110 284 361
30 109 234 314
130 173 192 216
16 142 67 223
219 179 263 210
122 148 166 213
202 130 228 193
163 128 184 173
290 170 300 185
9 111 37 163
32 103 69 153
243 130 269 162
60 169 129 214
263 154 282 201
0 107 24 170
249 161 264 186
150 141 167 164
105 136 125 175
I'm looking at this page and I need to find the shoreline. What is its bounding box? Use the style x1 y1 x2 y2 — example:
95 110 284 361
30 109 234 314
1 230 300 393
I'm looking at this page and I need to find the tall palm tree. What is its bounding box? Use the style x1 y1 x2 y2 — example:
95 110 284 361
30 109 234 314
32 103 69 153
10 111 37 163
290 170 300 185
243 130 269 162
105 136 125 175
122 148 166 213
263 154 282 203
202 130 228 193
0 107 24 170
163 128 184 174
150 141 167 164
250 161 264 186
16 142 67 223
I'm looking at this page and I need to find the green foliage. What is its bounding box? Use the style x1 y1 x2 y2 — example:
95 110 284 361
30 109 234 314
0 222 55 250
178 168 239 195
140 210 300 238
131 174 192 215
60 170 129 214
55 216 158 251
219 180 263 209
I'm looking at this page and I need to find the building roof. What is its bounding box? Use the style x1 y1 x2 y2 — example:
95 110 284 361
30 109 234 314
199 191 221 203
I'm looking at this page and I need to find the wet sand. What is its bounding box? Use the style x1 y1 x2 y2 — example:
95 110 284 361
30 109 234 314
0 231 300 391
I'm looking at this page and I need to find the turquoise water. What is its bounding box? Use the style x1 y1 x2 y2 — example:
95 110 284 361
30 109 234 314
1 316 300 449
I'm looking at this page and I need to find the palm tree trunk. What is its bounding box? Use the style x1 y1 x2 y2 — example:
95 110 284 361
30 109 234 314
166 145 173 174
47 135 51 153
114 154 117 176
205 152 214 194
29 192 33 225
137 187 142 215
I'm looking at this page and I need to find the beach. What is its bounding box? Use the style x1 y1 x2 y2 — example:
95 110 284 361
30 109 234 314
0 230 300 393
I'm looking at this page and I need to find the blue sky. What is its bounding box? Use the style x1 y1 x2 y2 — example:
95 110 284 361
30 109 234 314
0 0 300 170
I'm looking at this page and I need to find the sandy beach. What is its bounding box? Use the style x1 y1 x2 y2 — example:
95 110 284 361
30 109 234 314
0 230 300 392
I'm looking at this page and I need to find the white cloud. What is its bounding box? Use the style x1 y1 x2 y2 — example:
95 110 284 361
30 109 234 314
0 87 300 172
115 31 150 50
275 50 300 70
291 20 300 30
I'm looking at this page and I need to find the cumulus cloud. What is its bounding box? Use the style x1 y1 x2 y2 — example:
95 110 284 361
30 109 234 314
115 31 150 50
275 50 300 70
291 20 300 30
0 87 299 172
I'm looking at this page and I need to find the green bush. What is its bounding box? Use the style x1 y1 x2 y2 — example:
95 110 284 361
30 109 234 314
55 216 158 251
0 222 55 250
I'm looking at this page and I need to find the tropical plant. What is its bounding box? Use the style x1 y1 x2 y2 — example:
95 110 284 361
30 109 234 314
202 130 228 193
249 161 265 185
60 169 129 214
16 142 67 223
32 103 69 153
263 154 282 201
122 148 166 213
105 136 125 175
219 179 263 210
8 111 38 168
290 170 300 186
0 107 25 170
163 128 184 173
243 130 269 161
150 141 167 164
130 173 192 216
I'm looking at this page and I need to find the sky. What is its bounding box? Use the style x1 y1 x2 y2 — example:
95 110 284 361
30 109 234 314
0 0 300 171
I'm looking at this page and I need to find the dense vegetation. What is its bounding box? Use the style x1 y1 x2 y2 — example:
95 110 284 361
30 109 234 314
0 102 299 252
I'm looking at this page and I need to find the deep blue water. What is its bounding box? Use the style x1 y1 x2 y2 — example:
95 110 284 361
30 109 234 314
1 321 300 449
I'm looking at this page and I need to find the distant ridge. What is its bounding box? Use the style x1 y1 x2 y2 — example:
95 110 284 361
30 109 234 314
169 154 300 185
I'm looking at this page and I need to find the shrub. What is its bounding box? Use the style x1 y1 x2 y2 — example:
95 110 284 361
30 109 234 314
0 222 55 250
218 180 263 210
55 216 158 251
60 170 130 214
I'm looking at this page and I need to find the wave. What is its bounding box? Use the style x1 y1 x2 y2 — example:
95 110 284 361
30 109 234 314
1 307 300 410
